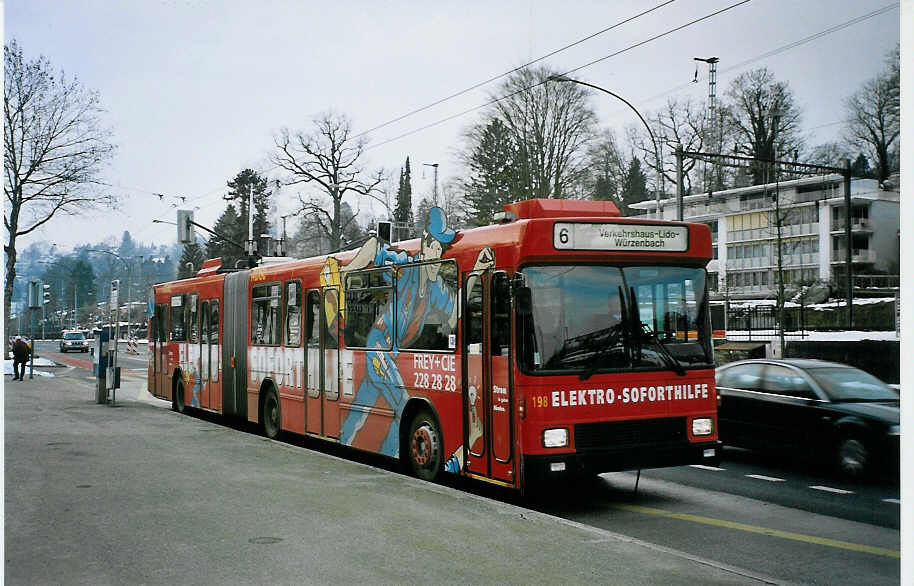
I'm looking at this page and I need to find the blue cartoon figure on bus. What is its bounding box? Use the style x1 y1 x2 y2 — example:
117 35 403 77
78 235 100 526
332 207 494 460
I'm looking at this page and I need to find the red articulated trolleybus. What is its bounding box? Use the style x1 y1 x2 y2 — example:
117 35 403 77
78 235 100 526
149 199 720 490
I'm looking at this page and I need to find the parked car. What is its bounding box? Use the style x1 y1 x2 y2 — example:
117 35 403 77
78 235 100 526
59 331 90 353
716 359 899 479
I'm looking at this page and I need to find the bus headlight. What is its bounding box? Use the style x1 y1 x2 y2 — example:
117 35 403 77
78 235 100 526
692 417 713 436
543 428 569 448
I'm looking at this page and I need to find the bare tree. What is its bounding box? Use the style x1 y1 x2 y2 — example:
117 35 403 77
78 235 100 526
583 129 627 207
724 68 804 186
630 97 706 196
844 45 899 183
488 65 597 199
4 40 116 337
272 112 384 252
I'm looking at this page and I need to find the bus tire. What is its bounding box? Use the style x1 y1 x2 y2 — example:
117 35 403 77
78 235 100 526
262 387 281 440
407 409 442 482
173 377 186 414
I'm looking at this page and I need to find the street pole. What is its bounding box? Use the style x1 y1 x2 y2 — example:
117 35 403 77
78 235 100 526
676 146 684 221
547 76 662 216
844 159 853 328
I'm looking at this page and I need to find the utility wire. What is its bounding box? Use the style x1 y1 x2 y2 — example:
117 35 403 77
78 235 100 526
109 1 893 221
352 0 678 140
639 2 898 108
367 0 752 151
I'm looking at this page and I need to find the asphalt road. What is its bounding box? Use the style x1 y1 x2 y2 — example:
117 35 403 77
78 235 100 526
15 345 902 585
6 367 779 585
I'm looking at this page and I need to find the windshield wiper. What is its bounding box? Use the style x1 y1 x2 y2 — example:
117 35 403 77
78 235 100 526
627 286 686 376
578 323 625 381
638 323 687 377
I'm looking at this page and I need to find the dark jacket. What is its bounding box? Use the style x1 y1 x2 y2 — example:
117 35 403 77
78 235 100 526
12 340 31 362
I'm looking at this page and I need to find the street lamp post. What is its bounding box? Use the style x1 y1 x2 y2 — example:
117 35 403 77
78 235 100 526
547 75 663 217
87 250 133 339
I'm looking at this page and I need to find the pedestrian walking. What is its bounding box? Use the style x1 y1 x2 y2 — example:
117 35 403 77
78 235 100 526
11 336 31 381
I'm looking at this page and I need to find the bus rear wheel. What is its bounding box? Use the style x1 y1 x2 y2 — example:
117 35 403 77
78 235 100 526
262 388 281 440
173 378 186 414
407 410 442 482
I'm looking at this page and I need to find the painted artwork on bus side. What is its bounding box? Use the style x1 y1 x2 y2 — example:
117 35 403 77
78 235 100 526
320 207 495 462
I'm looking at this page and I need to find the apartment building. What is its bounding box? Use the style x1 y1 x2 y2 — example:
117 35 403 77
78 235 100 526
629 174 899 300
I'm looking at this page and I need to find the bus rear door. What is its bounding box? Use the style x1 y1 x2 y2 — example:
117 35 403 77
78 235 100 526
151 303 168 399
305 288 340 438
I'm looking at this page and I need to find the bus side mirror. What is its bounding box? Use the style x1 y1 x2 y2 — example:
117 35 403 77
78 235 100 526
515 287 532 316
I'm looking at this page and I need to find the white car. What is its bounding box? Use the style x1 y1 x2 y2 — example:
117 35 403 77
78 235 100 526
60 331 90 353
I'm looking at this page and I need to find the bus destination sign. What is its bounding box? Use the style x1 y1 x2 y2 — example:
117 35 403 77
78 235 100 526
554 223 688 252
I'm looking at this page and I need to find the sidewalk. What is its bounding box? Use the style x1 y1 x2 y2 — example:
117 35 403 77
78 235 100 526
5 374 779 585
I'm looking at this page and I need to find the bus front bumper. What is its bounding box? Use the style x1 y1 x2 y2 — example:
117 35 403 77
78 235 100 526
523 440 721 482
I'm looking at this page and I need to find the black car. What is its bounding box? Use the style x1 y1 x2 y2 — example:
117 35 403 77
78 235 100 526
716 359 899 479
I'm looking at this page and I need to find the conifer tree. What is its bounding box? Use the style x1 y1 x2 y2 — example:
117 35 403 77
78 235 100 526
620 157 649 216
464 119 521 226
178 239 205 279
394 157 414 239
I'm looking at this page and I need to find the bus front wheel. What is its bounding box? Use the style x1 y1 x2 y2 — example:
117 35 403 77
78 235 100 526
407 410 442 482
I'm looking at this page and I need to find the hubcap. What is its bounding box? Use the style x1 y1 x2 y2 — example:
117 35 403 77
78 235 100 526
267 398 278 428
839 440 866 475
412 425 436 466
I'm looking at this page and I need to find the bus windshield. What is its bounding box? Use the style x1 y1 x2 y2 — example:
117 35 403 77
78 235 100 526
517 265 713 375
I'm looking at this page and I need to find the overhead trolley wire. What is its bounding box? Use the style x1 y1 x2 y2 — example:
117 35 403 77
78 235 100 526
367 0 752 151
110 1 895 222
639 2 899 108
352 0 678 140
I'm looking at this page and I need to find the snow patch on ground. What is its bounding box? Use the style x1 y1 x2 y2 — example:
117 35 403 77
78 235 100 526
4 358 58 377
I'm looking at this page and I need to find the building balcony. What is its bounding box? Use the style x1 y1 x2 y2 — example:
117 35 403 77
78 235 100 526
831 218 873 232
831 249 877 263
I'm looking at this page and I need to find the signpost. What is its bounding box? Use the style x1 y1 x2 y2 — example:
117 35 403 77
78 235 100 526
106 280 121 404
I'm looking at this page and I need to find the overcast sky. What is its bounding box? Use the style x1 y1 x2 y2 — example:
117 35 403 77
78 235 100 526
6 0 901 253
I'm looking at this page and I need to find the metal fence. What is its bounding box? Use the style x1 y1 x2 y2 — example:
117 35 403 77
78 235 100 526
720 305 807 341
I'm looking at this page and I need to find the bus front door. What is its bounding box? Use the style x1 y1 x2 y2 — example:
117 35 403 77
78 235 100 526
463 271 515 486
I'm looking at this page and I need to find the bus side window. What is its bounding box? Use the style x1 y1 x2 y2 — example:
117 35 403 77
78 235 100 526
344 269 392 349
209 300 219 344
306 291 320 347
491 272 510 356
188 294 199 343
398 260 457 352
209 300 219 383
465 275 483 355
170 295 186 341
252 283 282 345
284 280 302 347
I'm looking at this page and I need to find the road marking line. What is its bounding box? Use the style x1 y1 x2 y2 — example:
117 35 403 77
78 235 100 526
745 474 785 482
689 465 725 471
613 503 900 559
882 498 900 504
809 485 854 495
